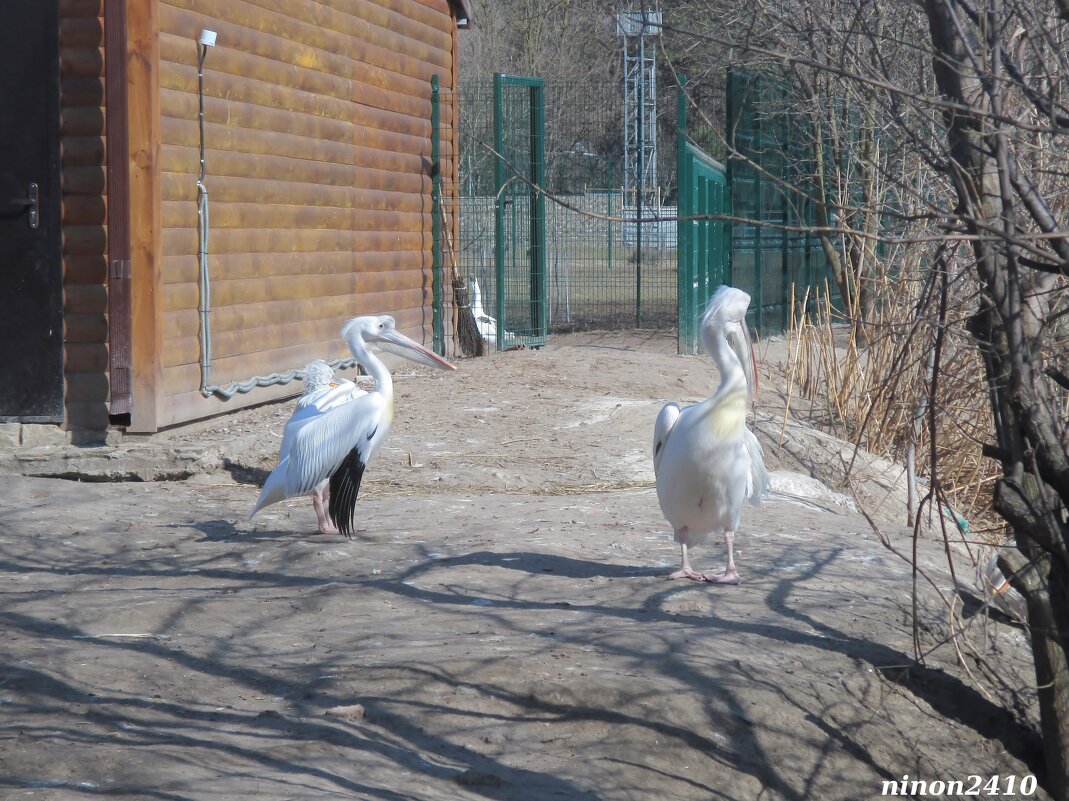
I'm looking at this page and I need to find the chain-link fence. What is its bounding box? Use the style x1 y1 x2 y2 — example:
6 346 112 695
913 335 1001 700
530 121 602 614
443 71 850 349
454 78 678 337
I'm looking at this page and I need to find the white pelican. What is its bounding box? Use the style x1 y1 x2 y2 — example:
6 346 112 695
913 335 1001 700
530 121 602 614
653 286 770 583
250 317 456 536
267 360 365 534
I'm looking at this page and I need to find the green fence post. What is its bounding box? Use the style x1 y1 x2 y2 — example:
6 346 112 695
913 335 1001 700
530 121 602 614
753 75 764 334
493 73 505 351
430 75 445 355
635 39 644 329
530 80 546 339
676 77 691 355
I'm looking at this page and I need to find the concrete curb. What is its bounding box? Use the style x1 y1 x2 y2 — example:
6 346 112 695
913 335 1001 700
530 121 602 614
0 434 262 483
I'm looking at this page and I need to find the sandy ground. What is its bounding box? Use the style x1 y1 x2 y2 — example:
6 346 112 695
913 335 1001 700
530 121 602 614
0 331 1049 800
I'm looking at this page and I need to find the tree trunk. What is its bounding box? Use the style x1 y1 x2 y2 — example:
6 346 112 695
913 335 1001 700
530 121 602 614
925 1 1069 794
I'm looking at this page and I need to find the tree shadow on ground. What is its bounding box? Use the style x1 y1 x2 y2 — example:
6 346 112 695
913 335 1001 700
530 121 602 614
0 527 1046 799
382 547 1046 786
0 615 598 801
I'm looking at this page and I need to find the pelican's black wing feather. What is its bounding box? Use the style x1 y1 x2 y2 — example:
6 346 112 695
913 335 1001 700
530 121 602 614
329 446 367 539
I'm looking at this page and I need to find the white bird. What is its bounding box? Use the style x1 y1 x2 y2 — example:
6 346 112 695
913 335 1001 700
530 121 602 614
250 316 457 536
653 286 770 583
268 360 365 534
470 278 513 347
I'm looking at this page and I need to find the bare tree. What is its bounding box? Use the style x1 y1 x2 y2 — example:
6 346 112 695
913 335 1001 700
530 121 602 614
778 0 904 347
459 0 619 85
922 1 1069 790
663 0 1069 792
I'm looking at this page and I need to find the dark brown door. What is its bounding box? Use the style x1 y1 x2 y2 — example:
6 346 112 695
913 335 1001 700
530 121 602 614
0 1 63 422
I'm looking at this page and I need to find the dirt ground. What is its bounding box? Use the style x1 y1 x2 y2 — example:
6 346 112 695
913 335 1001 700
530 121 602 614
0 331 1049 800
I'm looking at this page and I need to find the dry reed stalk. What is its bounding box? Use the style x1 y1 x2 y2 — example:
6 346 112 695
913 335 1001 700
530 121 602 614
782 269 1005 540
781 284 810 445
819 286 848 424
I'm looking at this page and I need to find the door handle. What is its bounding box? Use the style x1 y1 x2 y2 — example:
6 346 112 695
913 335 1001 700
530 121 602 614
7 183 38 228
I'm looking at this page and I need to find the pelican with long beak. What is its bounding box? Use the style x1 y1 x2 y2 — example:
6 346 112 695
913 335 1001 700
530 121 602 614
652 286 769 583
251 316 456 536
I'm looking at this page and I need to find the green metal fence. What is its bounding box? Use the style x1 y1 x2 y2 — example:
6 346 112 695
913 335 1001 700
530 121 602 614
455 78 677 337
725 67 838 333
450 80 495 350
443 70 846 352
494 74 547 349
676 78 729 355
445 76 546 350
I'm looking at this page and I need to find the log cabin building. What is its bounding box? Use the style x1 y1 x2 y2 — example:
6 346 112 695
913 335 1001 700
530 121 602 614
0 0 468 439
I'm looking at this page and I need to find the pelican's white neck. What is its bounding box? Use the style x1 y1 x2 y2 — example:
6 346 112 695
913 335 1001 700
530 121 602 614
347 336 393 398
704 322 746 397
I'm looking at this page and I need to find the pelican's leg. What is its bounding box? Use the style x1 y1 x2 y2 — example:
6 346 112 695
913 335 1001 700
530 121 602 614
311 485 339 535
705 530 741 584
668 534 709 582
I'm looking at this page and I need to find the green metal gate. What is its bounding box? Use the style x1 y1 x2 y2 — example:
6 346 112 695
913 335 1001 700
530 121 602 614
676 80 729 355
454 78 678 341
432 74 547 354
493 74 547 349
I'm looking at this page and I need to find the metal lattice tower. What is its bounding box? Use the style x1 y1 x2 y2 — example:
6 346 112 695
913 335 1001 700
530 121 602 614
617 10 660 210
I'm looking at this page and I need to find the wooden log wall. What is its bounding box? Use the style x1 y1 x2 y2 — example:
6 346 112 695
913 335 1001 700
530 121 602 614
156 0 459 427
59 0 111 433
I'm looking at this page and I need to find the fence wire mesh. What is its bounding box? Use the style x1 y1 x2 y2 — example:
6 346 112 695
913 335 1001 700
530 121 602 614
726 68 840 333
676 77 729 355
454 79 678 337
444 72 849 349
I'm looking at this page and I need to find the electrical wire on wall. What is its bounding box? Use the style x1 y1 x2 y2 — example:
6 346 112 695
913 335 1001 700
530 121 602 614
194 30 355 399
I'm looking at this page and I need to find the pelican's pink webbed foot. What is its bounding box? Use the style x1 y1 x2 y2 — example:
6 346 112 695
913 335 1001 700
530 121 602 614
668 539 709 582
703 530 740 584
703 569 740 584
669 567 710 582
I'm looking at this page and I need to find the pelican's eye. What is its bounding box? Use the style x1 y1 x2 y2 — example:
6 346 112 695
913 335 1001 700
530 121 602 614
378 323 385 329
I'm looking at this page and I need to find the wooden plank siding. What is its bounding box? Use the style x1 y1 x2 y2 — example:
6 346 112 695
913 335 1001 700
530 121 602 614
152 0 459 429
59 0 111 433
